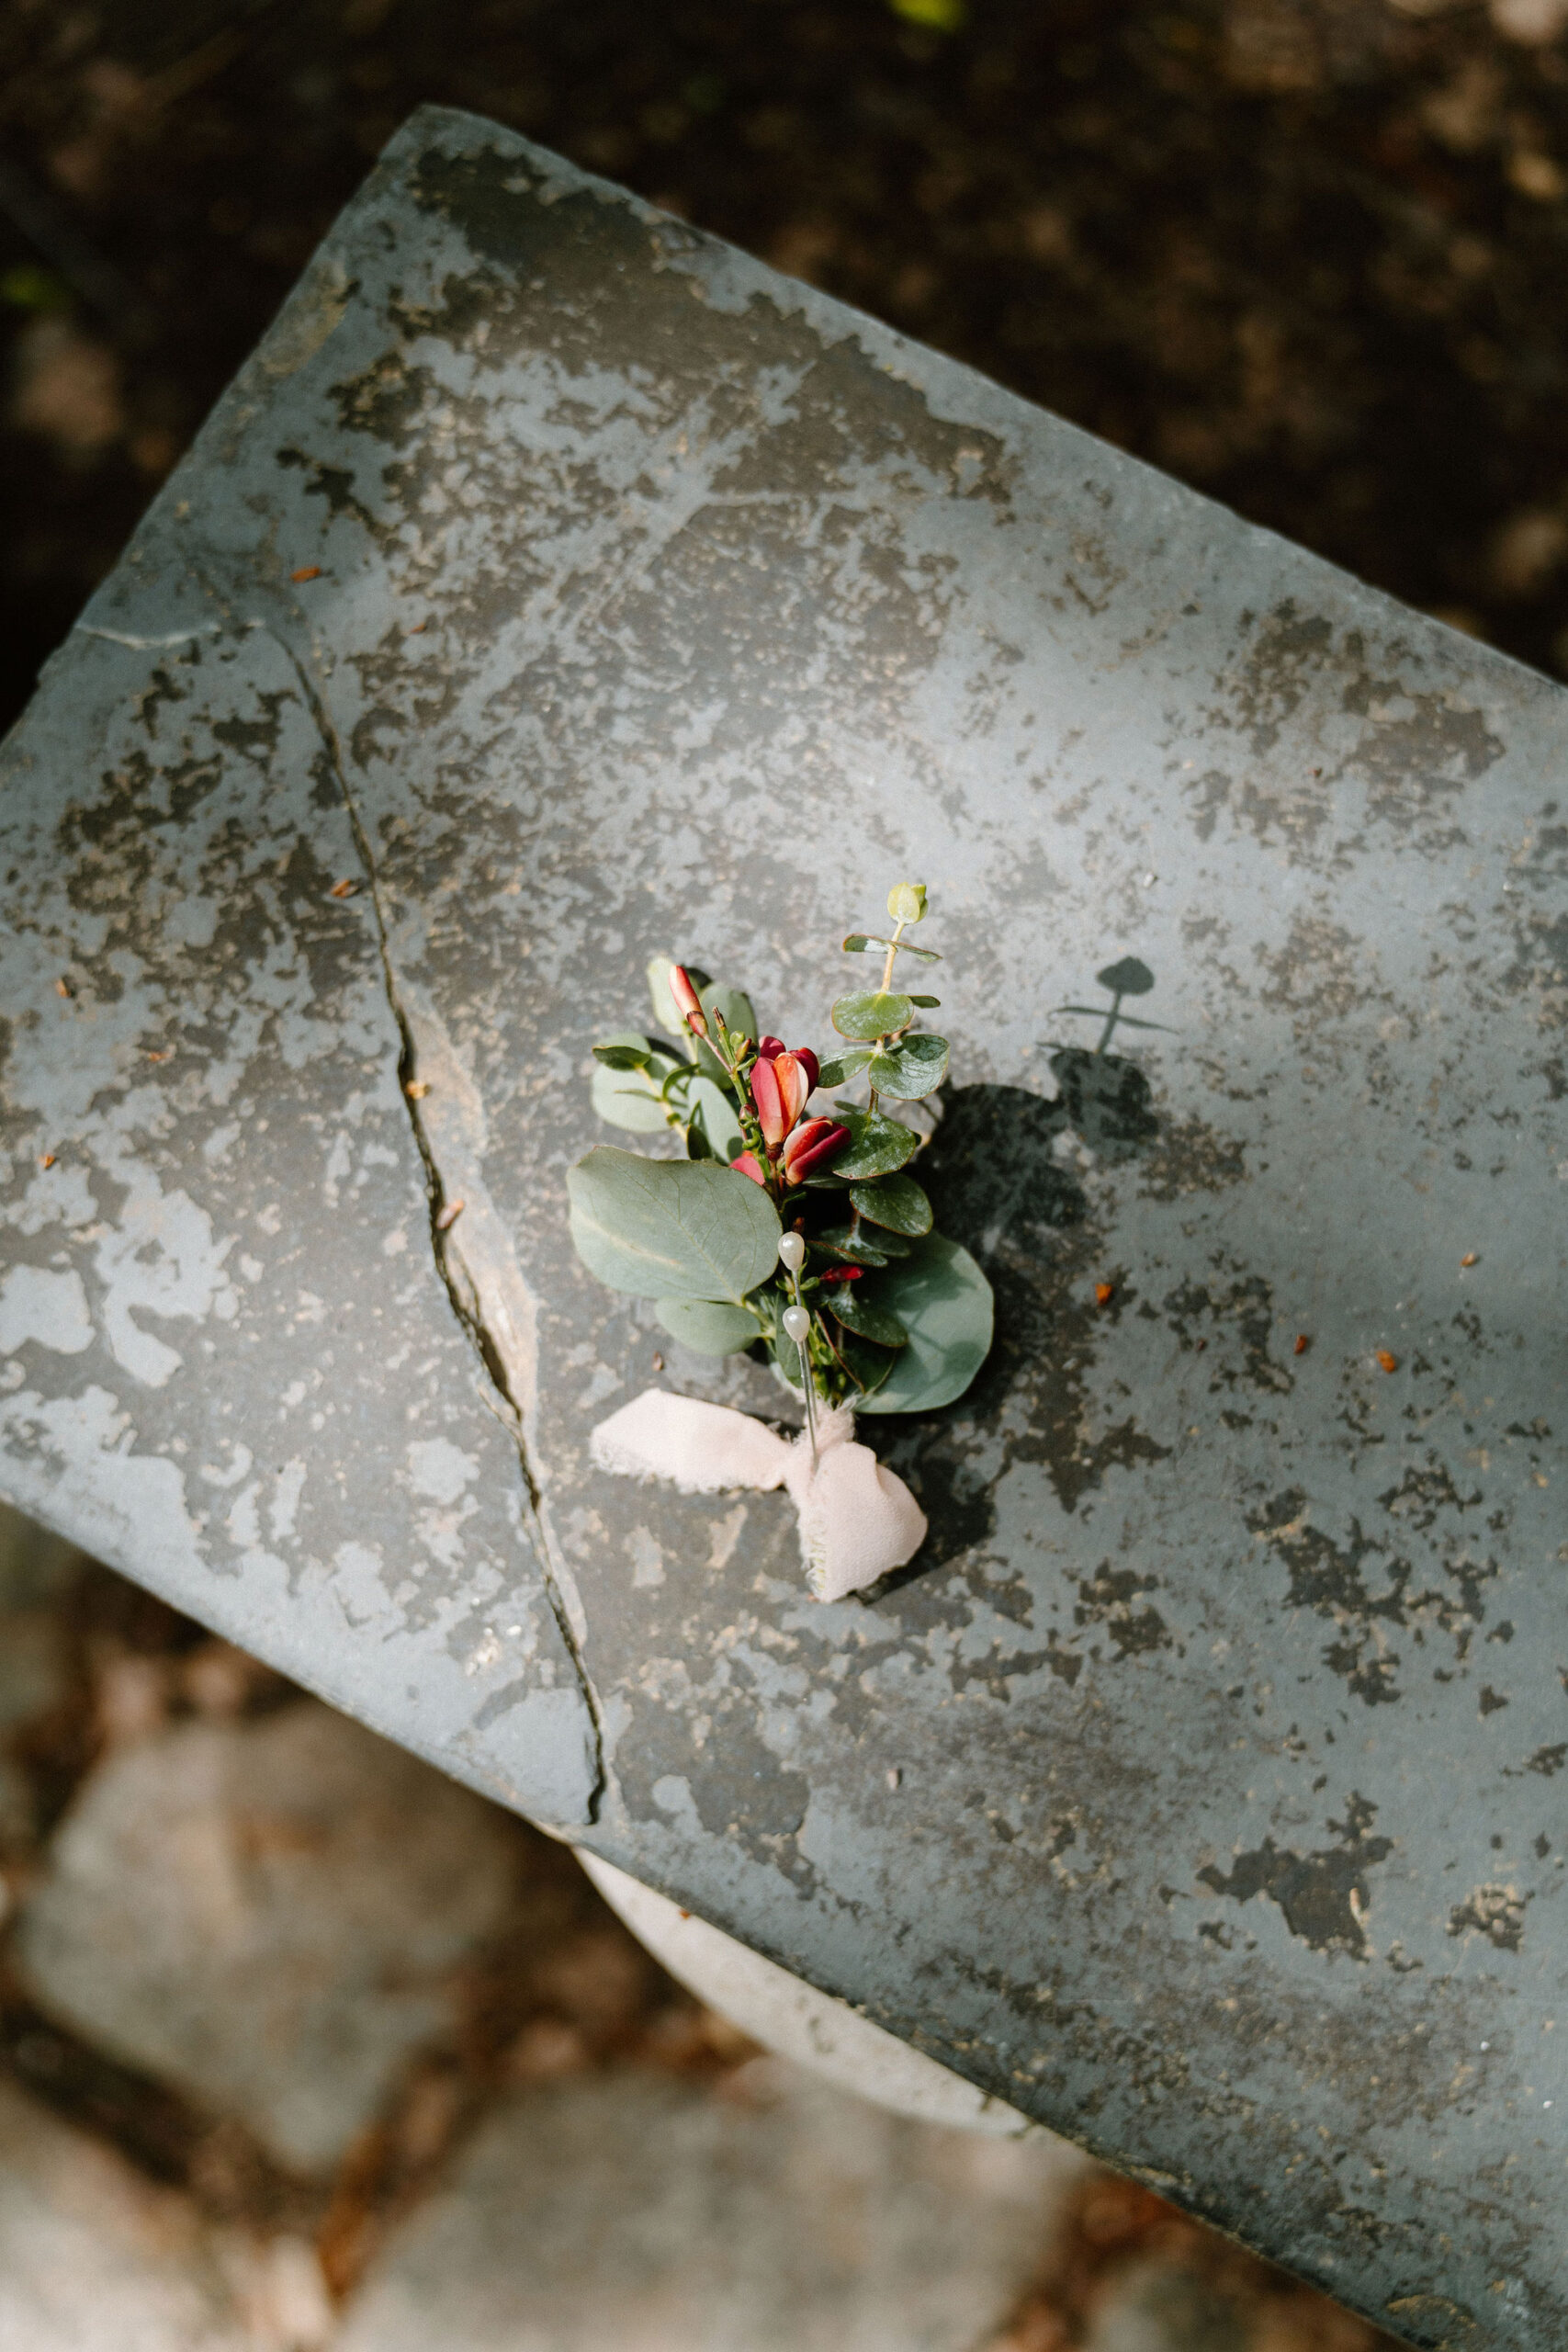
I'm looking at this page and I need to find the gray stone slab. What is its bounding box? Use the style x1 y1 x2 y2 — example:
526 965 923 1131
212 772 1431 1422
14 1698 520 2172
0 105 1562 2346
335 2061 1074 2352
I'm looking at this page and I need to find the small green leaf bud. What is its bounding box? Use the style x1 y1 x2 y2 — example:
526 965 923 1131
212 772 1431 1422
887 882 927 925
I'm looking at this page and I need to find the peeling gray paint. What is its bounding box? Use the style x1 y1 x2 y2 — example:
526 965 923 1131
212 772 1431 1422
1 107 1564 2347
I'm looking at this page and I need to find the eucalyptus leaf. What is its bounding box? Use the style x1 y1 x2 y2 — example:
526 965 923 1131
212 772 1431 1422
647 957 710 1049
773 1321 896 1403
654 1295 761 1355
685 1073 744 1166
849 1173 932 1236
908 994 942 1009
592 1041 652 1070
810 1224 910 1267
816 1047 874 1088
856 1236 994 1415
838 1333 895 1398
826 1285 908 1348
831 1109 919 1179
590 1033 679 1133
841 933 942 964
865 1033 949 1101
568 1148 781 1303
832 990 913 1042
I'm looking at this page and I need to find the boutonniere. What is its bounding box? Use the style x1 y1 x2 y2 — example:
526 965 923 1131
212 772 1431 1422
569 885 993 1600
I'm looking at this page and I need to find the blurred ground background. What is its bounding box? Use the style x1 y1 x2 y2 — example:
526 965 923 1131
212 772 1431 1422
6 0 1568 734
0 0 1557 2342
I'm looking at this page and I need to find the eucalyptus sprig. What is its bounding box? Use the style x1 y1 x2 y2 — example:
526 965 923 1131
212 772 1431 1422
568 885 993 1417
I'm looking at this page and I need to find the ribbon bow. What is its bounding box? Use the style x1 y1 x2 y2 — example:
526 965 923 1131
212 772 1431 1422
589 1391 927 1602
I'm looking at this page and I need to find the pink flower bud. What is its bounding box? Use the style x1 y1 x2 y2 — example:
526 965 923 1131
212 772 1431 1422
820 1264 862 1283
773 1052 811 1132
750 1054 787 1152
670 965 706 1037
781 1118 848 1186
756 1035 786 1060
792 1046 820 1095
730 1151 768 1186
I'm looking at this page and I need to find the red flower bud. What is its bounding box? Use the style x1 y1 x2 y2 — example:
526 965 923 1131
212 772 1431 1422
820 1264 862 1283
792 1046 819 1095
730 1151 768 1186
750 1053 786 1153
670 965 706 1038
757 1035 786 1060
751 1052 813 1151
781 1117 848 1186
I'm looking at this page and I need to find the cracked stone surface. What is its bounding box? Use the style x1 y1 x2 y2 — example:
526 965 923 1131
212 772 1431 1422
0 104 1563 2346
13 1699 521 2172
333 2060 1077 2352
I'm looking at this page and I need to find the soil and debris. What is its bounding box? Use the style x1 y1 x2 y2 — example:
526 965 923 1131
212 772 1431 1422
4 0 1568 730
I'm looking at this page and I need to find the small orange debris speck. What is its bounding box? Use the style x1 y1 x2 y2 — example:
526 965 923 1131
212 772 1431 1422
652 1352 664 1373
1293 1333 1309 1355
40 1154 56 1169
1461 1252 1478 1268
330 878 356 899
1376 1350 1398 1374
435 1199 465 1232
404 1080 429 1099
55 978 73 998
406 619 427 634
290 565 321 582
146 1048 173 1062
1095 1282 1114 1306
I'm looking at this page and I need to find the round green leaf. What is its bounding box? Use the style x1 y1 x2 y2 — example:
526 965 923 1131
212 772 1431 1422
686 1073 744 1165
654 1296 761 1355
866 1033 949 1101
838 1332 895 1398
826 1285 908 1348
832 990 913 1042
816 1047 873 1088
842 933 941 965
856 1236 994 1415
849 1174 932 1237
772 1324 896 1404
831 1110 919 1180
591 1033 679 1133
810 1225 909 1267
568 1148 782 1303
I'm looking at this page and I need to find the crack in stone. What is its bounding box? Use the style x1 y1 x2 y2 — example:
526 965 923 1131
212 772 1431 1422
264 617 608 1823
